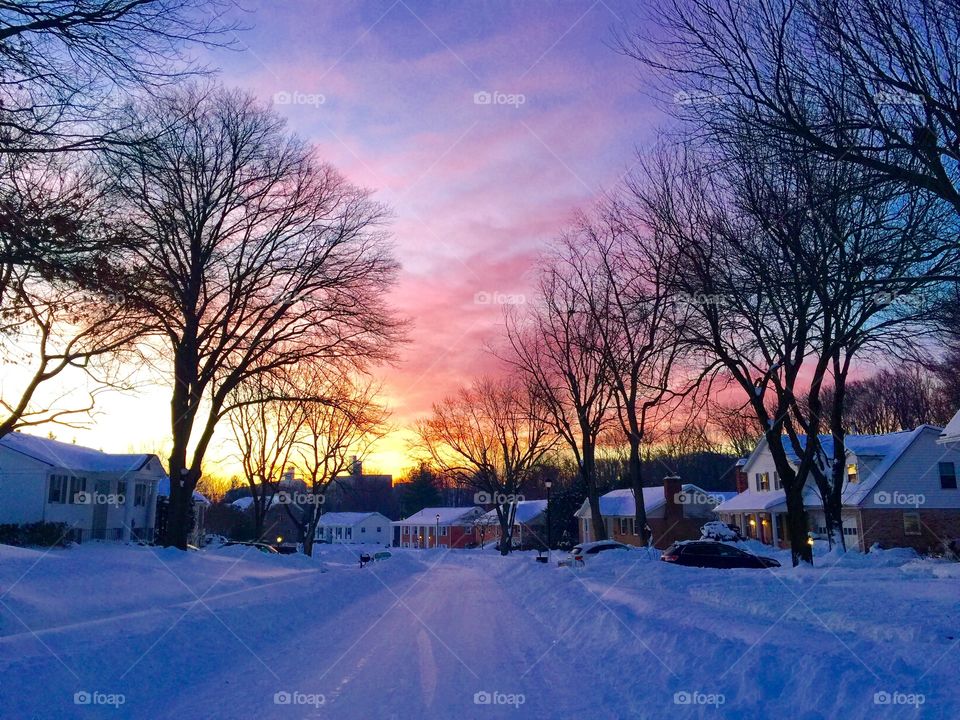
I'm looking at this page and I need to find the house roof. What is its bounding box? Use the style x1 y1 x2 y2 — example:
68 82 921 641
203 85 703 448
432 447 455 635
393 507 482 525
156 477 210 505
230 495 278 511
941 410 960 444
317 512 386 527
0 432 155 474
574 484 716 519
477 500 548 526
719 425 935 511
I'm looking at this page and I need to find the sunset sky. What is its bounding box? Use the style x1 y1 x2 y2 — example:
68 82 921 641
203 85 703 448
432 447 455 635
49 0 666 477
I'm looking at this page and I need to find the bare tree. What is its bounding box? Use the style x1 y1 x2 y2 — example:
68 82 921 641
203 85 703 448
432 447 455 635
417 377 556 554
504 253 614 542
228 375 305 542
565 204 689 545
293 371 387 557
100 86 403 548
0 0 233 153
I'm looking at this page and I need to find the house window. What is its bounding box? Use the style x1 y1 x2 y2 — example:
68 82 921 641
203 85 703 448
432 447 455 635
346 528 352 539
463 526 472 535
939 462 957 489
48 475 68 504
134 482 147 507
757 473 770 491
847 464 859 484
618 517 634 535
361 527 366 533
68 476 87 504
441 526 448 537
773 472 781 490
117 480 127 500
376 526 381 532
903 512 921 536
402 526 409 535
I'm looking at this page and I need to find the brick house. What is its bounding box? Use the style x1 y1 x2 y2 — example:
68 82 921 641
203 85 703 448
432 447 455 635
714 424 960 553
392 507 484 549
575 478 735 549
476 500 548 550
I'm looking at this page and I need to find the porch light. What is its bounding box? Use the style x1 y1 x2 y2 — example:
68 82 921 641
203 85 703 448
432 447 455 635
276 536 283 544
749 518 756 526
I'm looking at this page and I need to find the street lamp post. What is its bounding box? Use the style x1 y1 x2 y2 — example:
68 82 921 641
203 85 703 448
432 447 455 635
545 480 553 558
435 513 440 549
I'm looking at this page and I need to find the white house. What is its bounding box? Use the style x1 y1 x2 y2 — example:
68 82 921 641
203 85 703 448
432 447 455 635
0 432 166 543
393 506 485 549
315 511 392 545
714 425 960 552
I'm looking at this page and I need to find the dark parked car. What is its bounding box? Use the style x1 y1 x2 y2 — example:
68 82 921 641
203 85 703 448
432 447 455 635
660 541 781 569
221 541 279 555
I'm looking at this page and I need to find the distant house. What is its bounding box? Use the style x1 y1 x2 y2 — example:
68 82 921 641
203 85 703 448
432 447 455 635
393 507 484 549
0 432 166 543
476 500 548 550
575 478 735 549
315 512 391 545
714 425 960 552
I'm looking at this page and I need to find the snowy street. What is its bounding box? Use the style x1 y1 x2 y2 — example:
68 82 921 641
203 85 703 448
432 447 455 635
1 542 958 719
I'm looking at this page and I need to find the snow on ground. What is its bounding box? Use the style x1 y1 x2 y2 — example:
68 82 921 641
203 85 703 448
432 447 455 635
0 541 957 719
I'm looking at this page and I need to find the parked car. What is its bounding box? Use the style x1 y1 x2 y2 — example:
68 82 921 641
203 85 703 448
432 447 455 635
660 540 780 569
559 540 632 566
221 541 279 555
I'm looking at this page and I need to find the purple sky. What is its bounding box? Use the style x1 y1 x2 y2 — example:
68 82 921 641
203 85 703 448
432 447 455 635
209 0 665 471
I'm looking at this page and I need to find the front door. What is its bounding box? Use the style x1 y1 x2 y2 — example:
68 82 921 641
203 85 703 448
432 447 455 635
91 479 110 540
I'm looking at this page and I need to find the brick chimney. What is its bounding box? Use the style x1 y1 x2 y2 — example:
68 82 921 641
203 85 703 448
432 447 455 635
735 461 748 494
663 475 683 522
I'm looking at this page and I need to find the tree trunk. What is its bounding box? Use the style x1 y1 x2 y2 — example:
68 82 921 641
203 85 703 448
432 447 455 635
628 440 650 545
784 485 812 566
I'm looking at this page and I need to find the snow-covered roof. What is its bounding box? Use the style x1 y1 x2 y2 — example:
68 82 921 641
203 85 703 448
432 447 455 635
317 512 386 527
575 484 716 519
156 477 210 505
477 500 548 526
714 489 789 513
230 495 278 511
393 507 482 525
941 410 960 445
0 432 154 473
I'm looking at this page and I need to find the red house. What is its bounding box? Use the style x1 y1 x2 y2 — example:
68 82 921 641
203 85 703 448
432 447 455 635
393 507 484 548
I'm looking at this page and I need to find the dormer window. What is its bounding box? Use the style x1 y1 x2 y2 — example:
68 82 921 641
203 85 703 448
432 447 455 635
847 464 859 484
757 472 770 491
